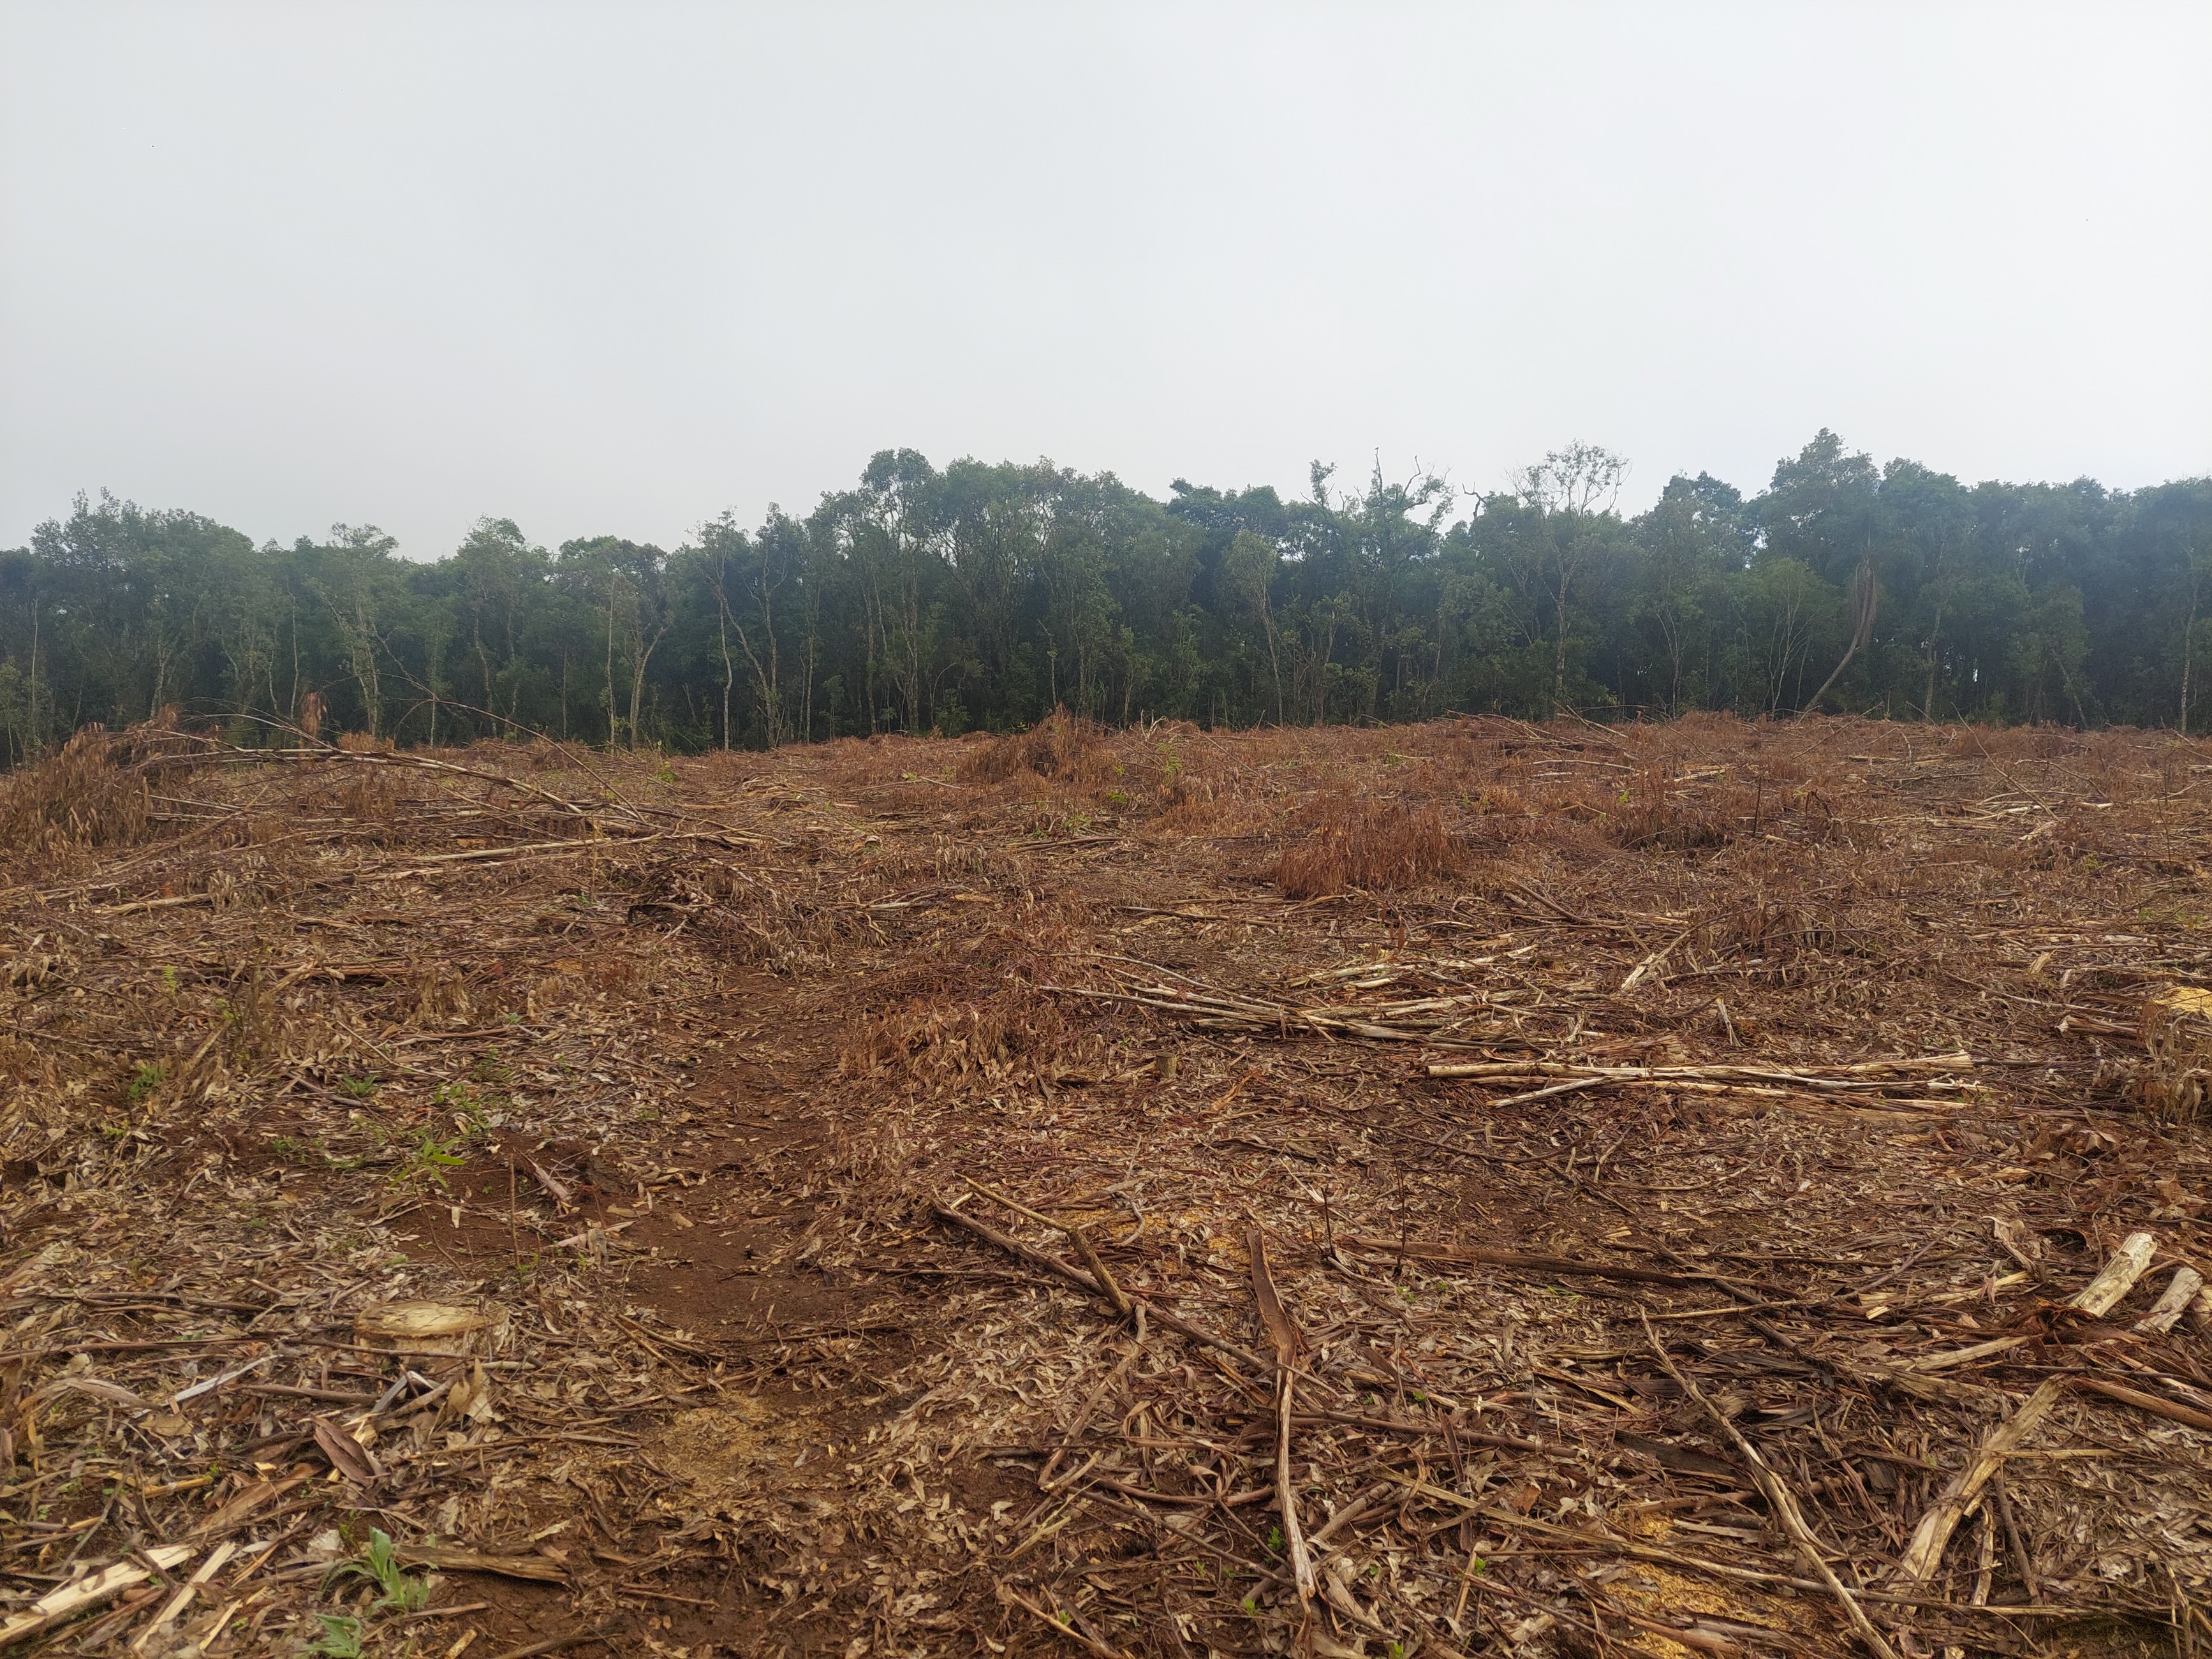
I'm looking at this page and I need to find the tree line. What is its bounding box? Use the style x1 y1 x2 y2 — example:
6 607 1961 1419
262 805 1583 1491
3 431 2208 763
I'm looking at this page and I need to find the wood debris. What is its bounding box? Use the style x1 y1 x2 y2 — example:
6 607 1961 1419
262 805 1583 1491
3 712 2209 1654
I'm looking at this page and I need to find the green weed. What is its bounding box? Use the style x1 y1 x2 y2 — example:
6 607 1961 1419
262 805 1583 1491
323 1528 429 1616
391 1132 468 1191
304 1614 364 1656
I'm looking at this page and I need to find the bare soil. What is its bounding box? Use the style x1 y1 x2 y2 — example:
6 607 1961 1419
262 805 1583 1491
3 712 2210 1658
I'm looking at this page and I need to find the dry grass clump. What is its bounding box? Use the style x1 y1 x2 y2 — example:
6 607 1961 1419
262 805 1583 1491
1974 723 2085 762
955 709 1112 786
1603 769 1743 851
337 765 402 824
0 724 155 860
0 714 216 868
1269 795 1464 898
840 989 1082 1084
1695 897 1847 963
2142 987 2212 1122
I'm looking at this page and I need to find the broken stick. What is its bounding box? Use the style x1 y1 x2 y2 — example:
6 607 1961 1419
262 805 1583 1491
2133 1265 2204 1336
1248 1227 1319 1611
930 1202 1269 1373
964 1178 1132 1316
2072 1231 2158 1318
1644 1318 1901 1659
2074 1376 2212 1433
1901 1229 2162 1372
1894 1376 2068 1586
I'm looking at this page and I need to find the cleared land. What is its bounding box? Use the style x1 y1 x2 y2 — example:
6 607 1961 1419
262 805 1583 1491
1 712 2210 1658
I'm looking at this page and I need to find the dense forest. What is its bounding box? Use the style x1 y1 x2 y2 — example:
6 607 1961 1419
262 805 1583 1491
2 431 2208 762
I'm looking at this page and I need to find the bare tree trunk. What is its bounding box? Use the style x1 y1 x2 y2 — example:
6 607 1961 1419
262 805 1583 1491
2183 585 2198 736
1922 592 1948 721
719 607 734 749
628 626 665 750
1551 577 1571 710
1805 559 1878 716
1264 610 1283 725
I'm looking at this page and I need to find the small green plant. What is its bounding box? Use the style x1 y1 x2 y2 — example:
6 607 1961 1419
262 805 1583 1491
433 1080 492 1135
337 1074 380 1100
1104 789 1128 809
126 1062 164 1105
470 1053 512 1088
156 964 179 995
323 1528 429 1615
391 1132 469 1192
305 1614 364 1656
1265 1524 1284 1555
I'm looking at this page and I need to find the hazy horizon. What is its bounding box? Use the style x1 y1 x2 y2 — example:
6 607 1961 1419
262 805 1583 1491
4 2 2208 561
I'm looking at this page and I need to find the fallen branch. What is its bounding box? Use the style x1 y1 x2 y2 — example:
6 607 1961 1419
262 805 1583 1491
2134 1266 2206 1335
0 1546 196 1648
998 1582 1128 1657
482 1633 612 1659
1620 924 1696 992
965 1178 1130 1316
929 1202 1269 1373
392 1544 568 1582
2074 1375 2212 1433
1248 1227 1318 1609
2072 1232 2158 1318
1901 1230 2159 1373
1644 1318 1902 1659
1427 1053 1973 1088
1375 1471 2106 1616
1042 980 1503 1047
131 1540 238 1649
1893 1377 2068 1586
1340 1234 1734 1288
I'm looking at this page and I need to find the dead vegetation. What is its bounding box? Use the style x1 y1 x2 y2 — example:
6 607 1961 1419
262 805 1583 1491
1269 798 1464 899
1 712 2211 1658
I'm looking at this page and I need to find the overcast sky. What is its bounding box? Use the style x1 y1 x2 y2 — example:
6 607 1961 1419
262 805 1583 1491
3 3 2208 561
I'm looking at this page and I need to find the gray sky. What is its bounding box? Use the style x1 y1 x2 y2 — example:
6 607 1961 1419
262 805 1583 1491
3 3 2208 560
